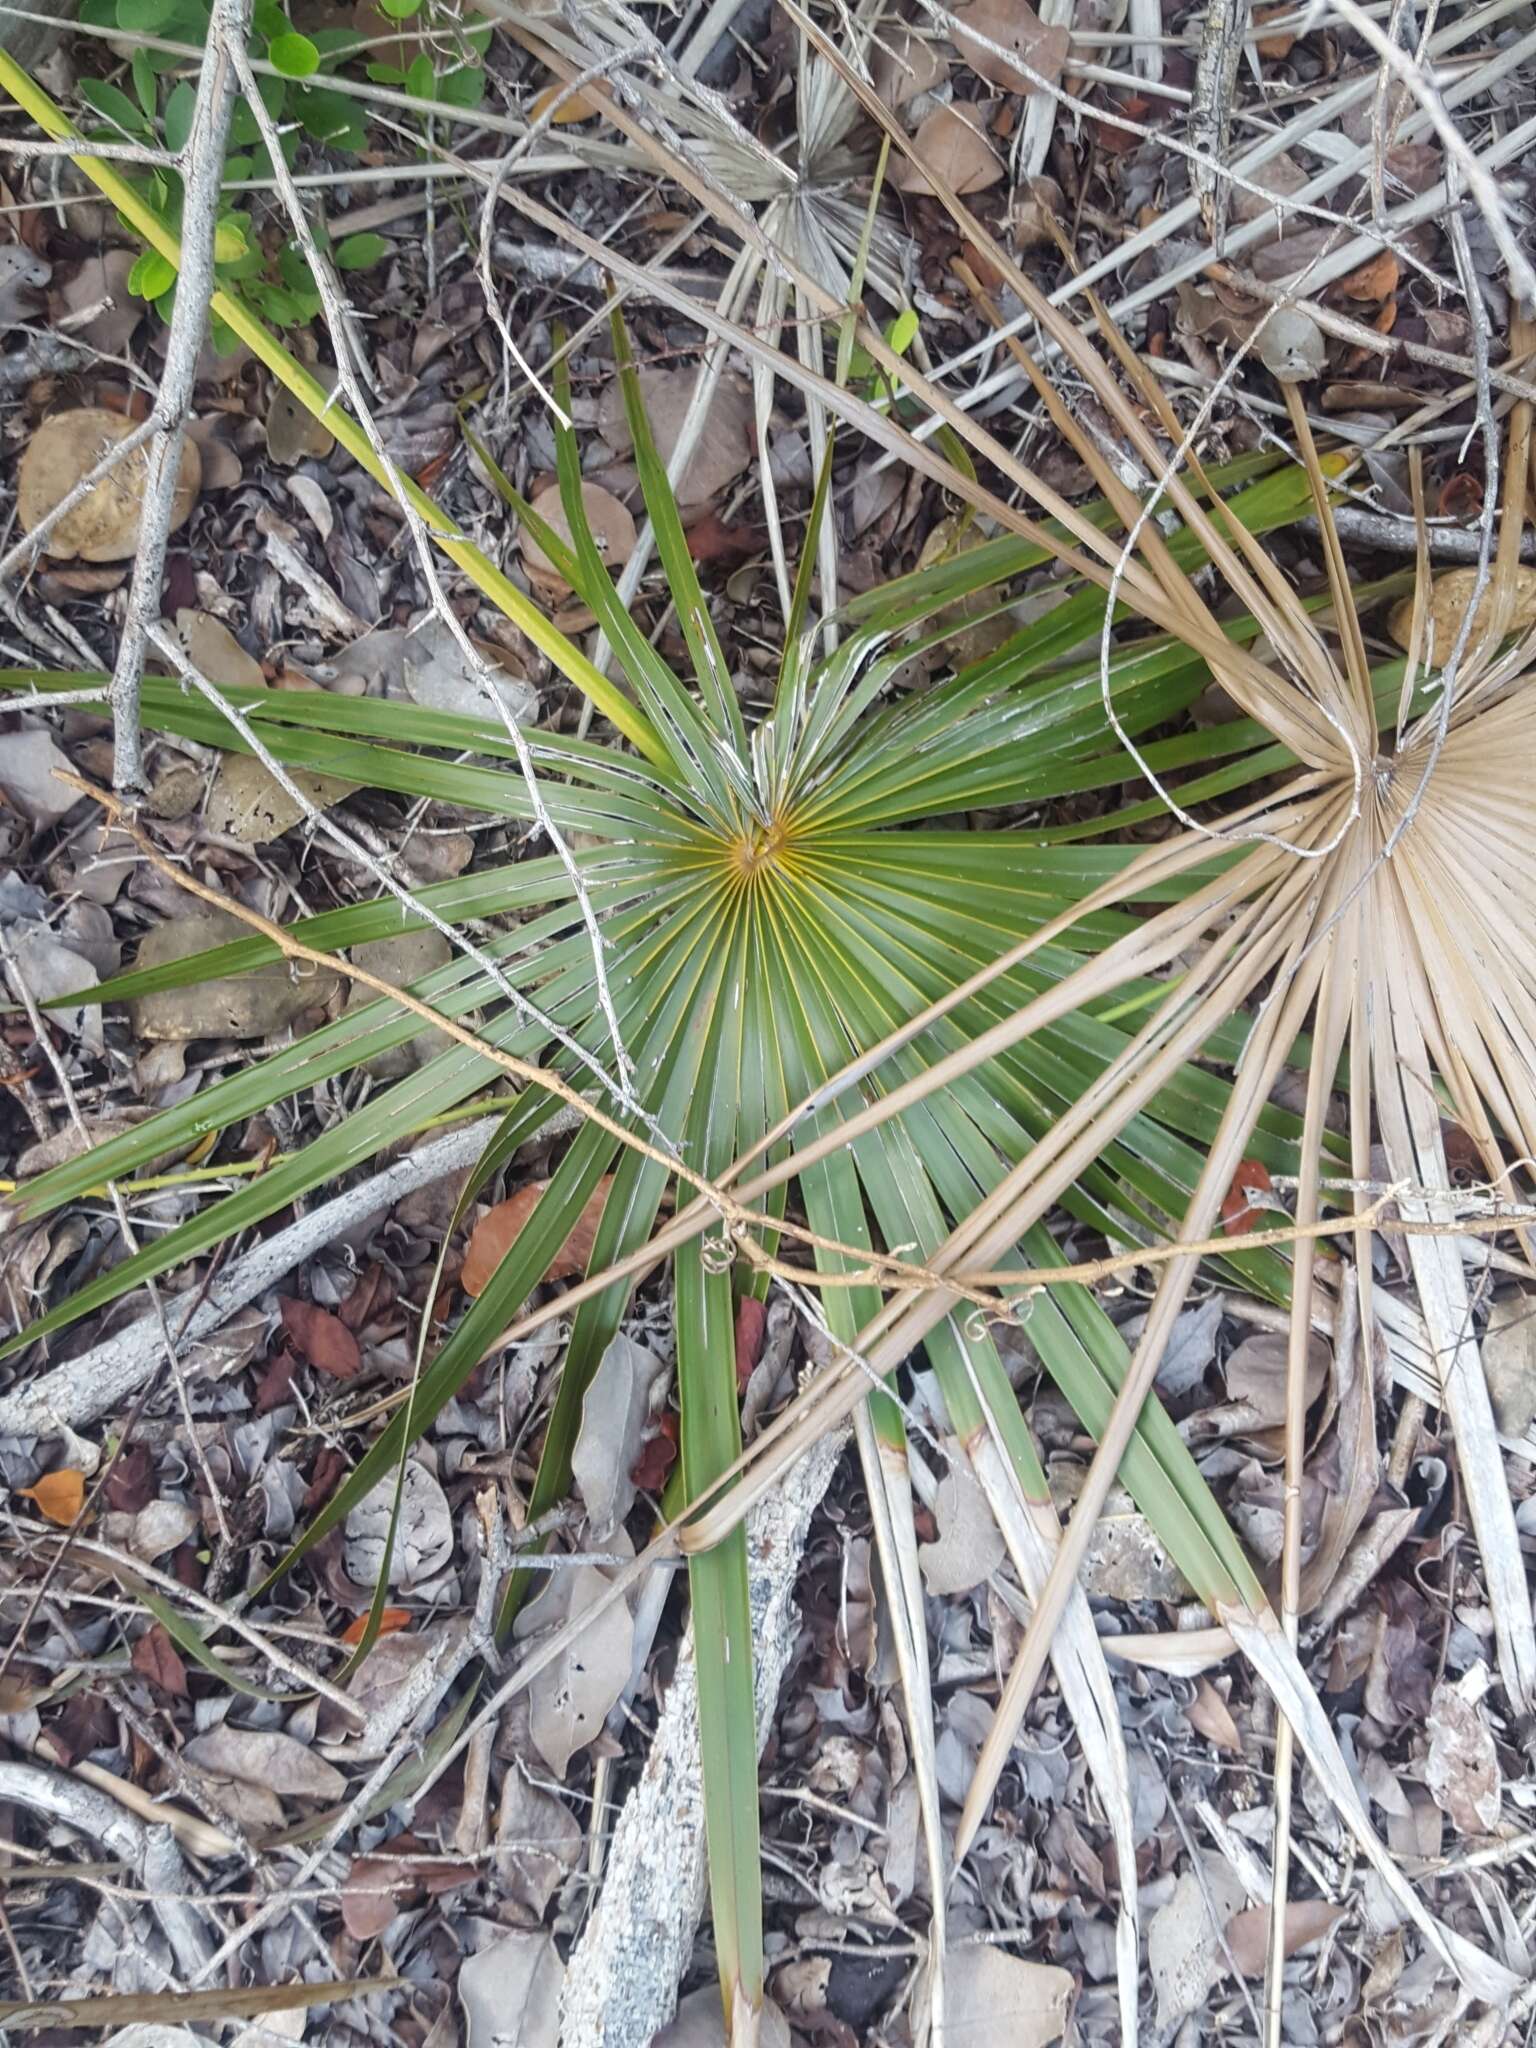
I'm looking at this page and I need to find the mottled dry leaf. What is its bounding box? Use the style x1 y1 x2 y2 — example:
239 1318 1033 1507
458 1930 564 2048
953 0 1069 92
1426 1677 1502 1835
279 1297 362 1381
889 104 1003 196
130 1498 200 1559
18 1468 85 1525
918 1460 1005 1596
1481 1295 1536 1438
19 409 199 561
183 1727 346 1804
344 1460 454 1589
204 752 356 845
1224 1898 1344 1976
513 1559 633 1778
462 1176 615 1297
1150 1861 1246 2025
520 480 636 596
1221 1331 1329 1428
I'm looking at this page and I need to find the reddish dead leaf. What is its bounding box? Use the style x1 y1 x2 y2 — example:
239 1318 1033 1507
19 1468 86 1526
131 1621 189 1699
103 1441 154 1514
341 1831 474 1938
461 1176 616 1298
735 1295 768 1391
279 1297 361 1381
1186 1677 1242 1753
1224 1899 1344 1976
43 1691 116 1767
1438 473 1484 524
303 1446 347 1512
1222 1158 1273 1235
630 1411 679 1493
685 512 763 564
340 1263 395 1332
340 1607 411 1645
1093 95 1148 154
255 1348 297 1414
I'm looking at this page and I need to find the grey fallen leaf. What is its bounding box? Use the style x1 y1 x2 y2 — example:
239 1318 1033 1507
0 726 78 825
458 1929 564 2048
58 247 138 357
3 928 99 1051
1482 1295 1536 1438
1426 1674 1502 1835
0 242 48 331
400 613 538 725
327 625 407 697
513 1558 634 1778
204 751 357 845
918 1458 1005 1596
1149 1860 1247 2026
130 1498 200 1561
597 365 754 515
345 1459 454 1589
102 2030 206 2048
1151 1293 1224 1397
495 1763 582 1918
128 906 342 1041
652 1988 791 2046
1259 305 1327 383
174 608 264 692
343 927 453 1079
571 1331 668 1537
183 1727 346 1804
937 1944 1074 2047
230 2012 306 2048
1217 1330 1330 1430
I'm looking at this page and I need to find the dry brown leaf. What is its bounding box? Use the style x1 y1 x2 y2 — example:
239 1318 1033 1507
871 23 947 108
940 1944 1073 2046
530 78 602 122
131 1621 189 1699
174 609 263 691
1482 1295 1536 1438
279 1297 362 1381
513 1557 634 1778
1186 1677 1243 1753
18 409 199 562
889 104 1004 197
1387 566 1536 656
339 1607 410 1645
1335 248 1399 301
1224 1898 1345 1976
1252 2 1297 56
462 1176 616 1297
204 753 357 844
183 1726 347 1804
267 369 335 466
520 480 636 597
953 0 1069 93
19 1468 86 1525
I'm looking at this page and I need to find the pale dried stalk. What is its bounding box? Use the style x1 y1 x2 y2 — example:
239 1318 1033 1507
110 0 250 794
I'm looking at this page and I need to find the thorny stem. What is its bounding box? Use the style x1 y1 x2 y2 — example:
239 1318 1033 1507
109 0 251 795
